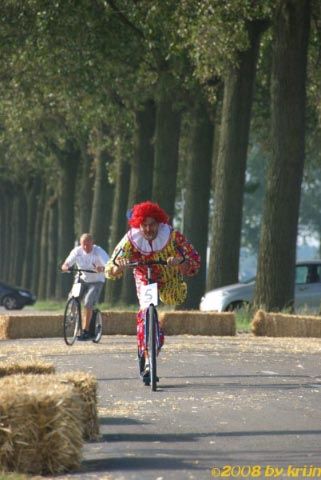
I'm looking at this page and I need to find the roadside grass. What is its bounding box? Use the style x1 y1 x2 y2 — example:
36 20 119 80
235 308 253 333
27 300 65 311
29 300 137 312
0 474 31 480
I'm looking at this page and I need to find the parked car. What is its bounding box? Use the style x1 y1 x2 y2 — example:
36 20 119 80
200 260 321 313
0 281 36 310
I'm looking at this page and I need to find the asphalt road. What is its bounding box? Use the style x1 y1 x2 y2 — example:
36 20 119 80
1 334 321 480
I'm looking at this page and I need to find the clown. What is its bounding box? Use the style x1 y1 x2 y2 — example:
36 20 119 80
105 201 200 383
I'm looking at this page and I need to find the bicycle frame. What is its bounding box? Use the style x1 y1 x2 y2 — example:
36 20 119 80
62 267 103 345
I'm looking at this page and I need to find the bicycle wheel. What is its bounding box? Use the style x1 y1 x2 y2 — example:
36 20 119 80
92 309 103 343
63 298 81 346
148 304 157 392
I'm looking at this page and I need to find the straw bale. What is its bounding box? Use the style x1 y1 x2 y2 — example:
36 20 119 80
101 311 136 335
0 310 235 339
59 371 99 440
252 310 321 337
0 315 63 339
0 360 55 378
0 374 84 475
251 310 270 336
159 311 236 336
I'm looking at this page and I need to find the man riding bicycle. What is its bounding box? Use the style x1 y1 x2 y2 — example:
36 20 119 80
61 233 109 341
105 201 200 382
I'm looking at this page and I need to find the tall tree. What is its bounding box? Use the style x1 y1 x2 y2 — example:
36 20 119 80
54 140 80 299
105 151 131 305
120 100 156 305
152 72 182 220
208 20 268 289
128 100 156 205
21 177 42 289
46 195 58 299
89 128 114 251
254 0 311 311
77 149 94 235
181 96 214 308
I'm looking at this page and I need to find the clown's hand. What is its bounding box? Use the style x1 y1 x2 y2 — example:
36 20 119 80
113 258 130 274
167 256 190 275
167 256 183 267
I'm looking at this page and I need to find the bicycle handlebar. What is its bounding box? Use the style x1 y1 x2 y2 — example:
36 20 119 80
61 267 97 274
121 259 168 268
113 244 186 268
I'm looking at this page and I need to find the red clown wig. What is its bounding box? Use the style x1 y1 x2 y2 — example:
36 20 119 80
128 201 169 228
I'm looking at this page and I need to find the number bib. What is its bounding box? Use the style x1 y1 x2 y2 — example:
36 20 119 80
140 283 158 308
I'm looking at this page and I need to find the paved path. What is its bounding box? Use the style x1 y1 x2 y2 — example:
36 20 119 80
2 334 321 479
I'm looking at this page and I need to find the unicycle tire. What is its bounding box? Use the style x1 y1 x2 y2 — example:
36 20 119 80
148 304 157 392
63 298 81 346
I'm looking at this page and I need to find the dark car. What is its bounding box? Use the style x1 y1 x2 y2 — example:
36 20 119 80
0 281 36 310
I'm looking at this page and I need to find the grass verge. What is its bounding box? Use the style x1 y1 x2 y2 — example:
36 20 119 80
235 308 253 332
27 300 137 312
0 474 32 480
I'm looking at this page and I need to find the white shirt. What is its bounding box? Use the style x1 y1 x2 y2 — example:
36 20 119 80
64 245 109 283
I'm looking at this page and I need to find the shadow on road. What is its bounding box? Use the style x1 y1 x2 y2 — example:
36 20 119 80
81 454 205 473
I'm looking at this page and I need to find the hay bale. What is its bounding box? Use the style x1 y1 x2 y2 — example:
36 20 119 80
159 311 236 336
101 311 136 335
252 310 321 337
0 374 84 475
0 360 55 378
59 372 99 440
251 309 271 336
0 315 63 339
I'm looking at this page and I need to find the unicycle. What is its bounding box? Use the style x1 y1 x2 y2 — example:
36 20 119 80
147 304 158 391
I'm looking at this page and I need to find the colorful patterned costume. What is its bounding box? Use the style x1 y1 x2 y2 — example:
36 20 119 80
105 223 200 354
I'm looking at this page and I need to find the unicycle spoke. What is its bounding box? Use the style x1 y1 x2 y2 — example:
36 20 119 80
63 298 80 345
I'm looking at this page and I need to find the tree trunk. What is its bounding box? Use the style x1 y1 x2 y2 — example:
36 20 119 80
105 153 131 305
12 190 27 286
46 196 58 299
181 97 214 309
38 192 49 299
5 191 26 286
22 176 41 289
152 73 181 220
9 194 19 285
206 94 223 291
3 189 13 282
121 100 156 305
77 149 94 235
254 0 310 311
128 100 156 205
55 142 80 299
31 184 46 294
90 149 114 252
208 20 266 290
0 188 4 279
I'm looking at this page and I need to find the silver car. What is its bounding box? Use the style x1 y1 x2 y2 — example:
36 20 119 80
200 260 321 313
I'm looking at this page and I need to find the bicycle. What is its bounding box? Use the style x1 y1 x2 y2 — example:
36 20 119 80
113 248 185 392
62 268 103 346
